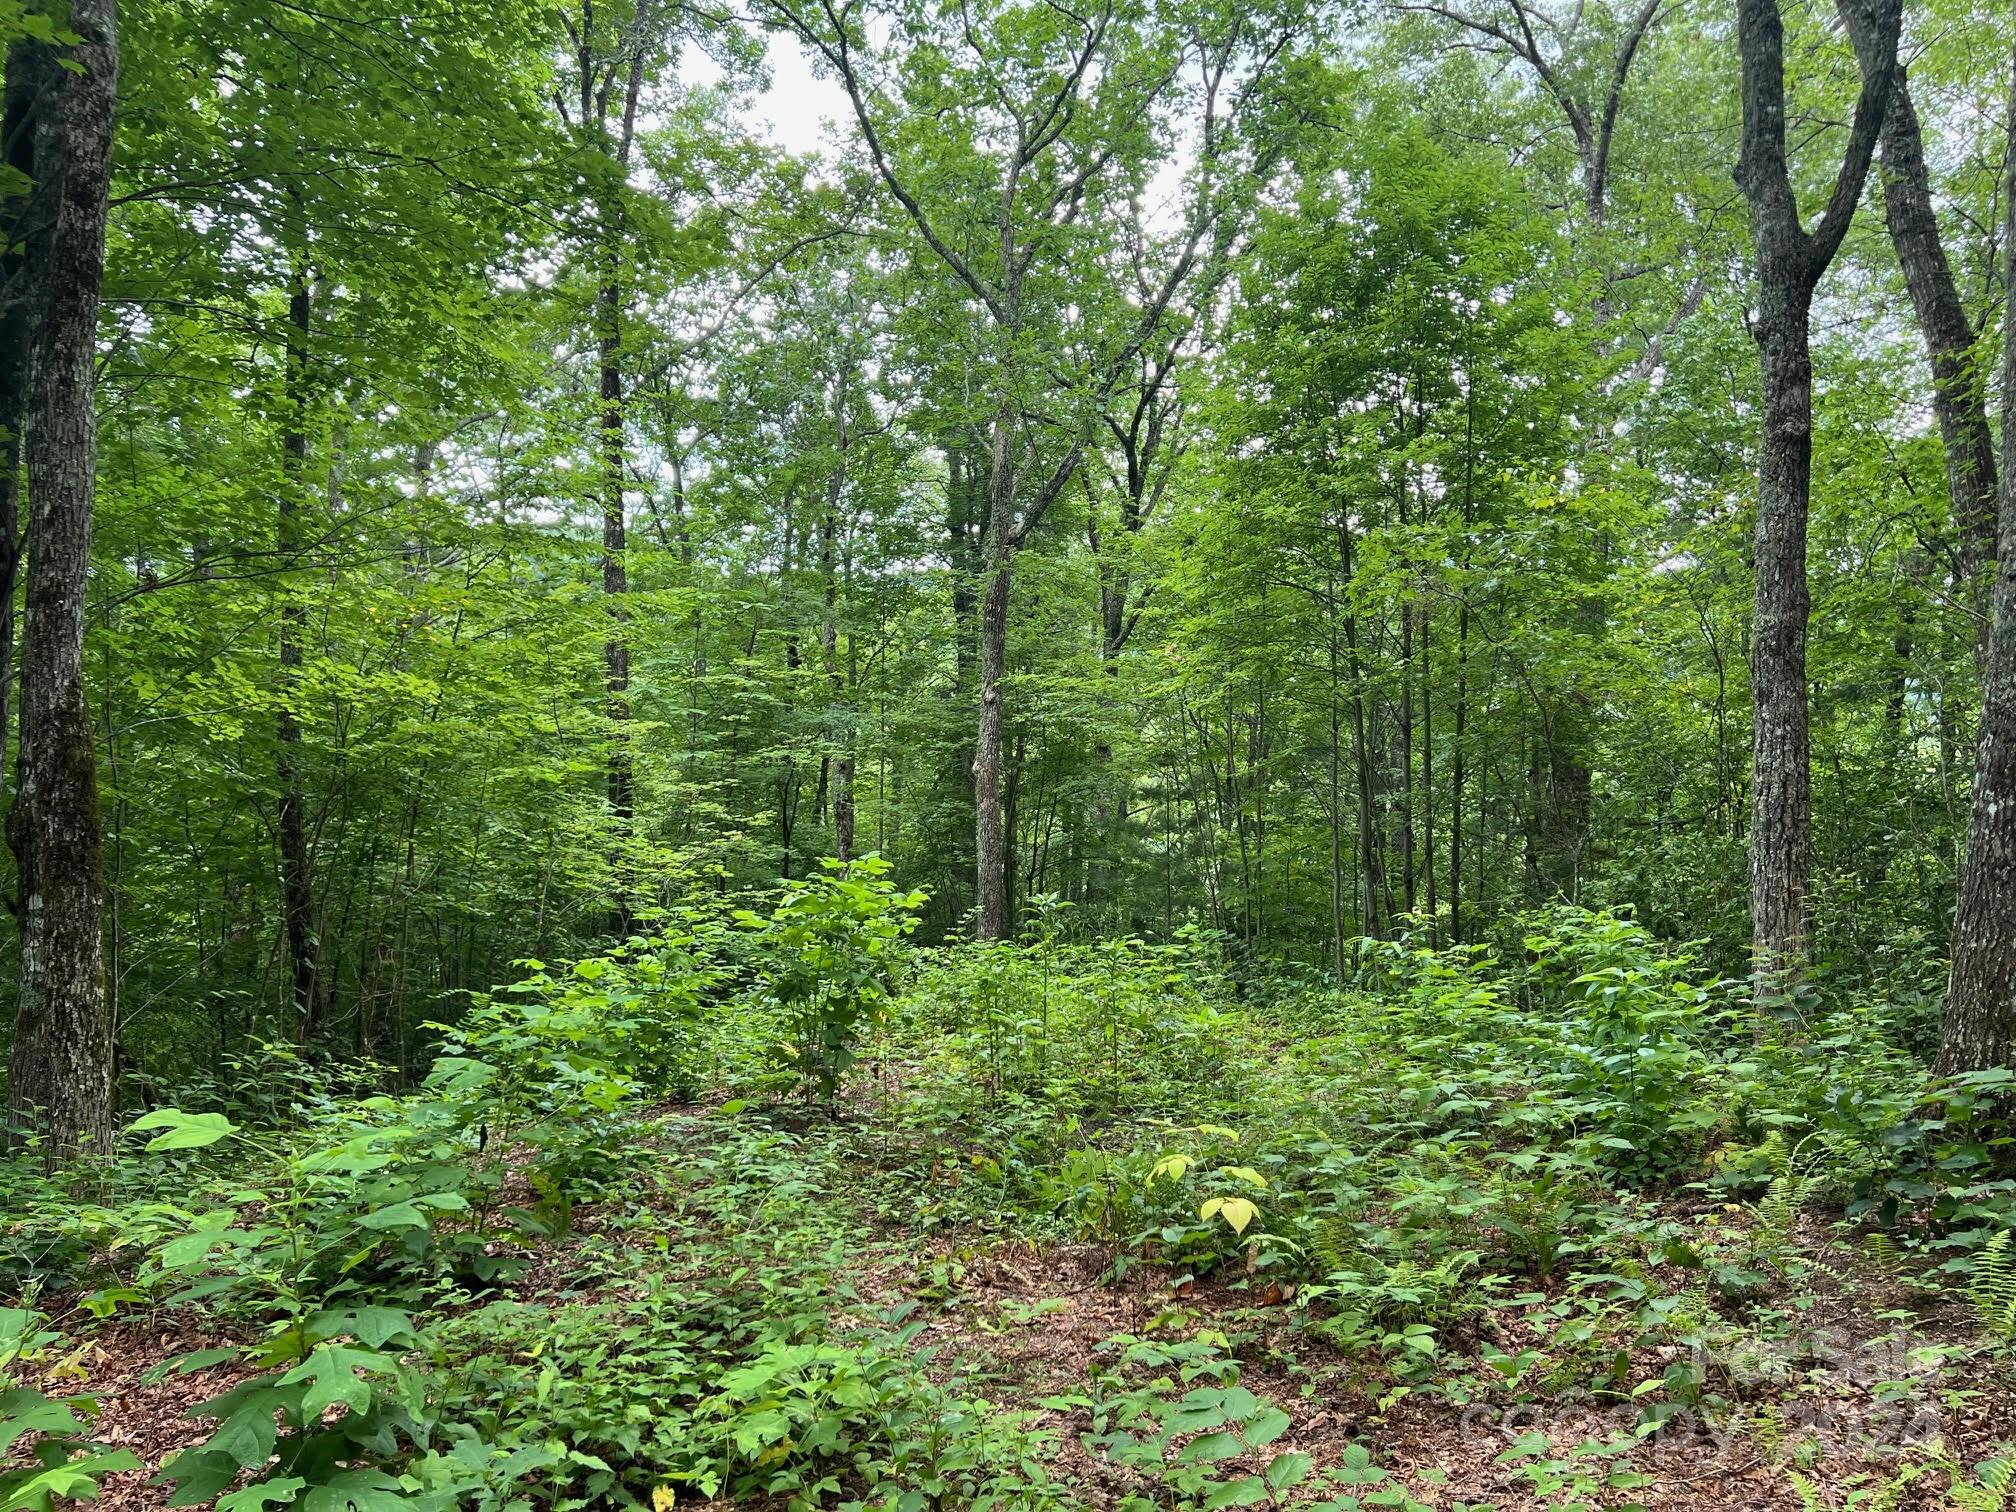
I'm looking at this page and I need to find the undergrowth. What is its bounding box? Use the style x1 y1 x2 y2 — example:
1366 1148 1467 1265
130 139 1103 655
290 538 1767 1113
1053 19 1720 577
5 899 2016 1510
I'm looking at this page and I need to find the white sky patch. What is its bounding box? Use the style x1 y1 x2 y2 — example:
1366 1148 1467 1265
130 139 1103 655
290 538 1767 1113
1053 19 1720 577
681 33 847 159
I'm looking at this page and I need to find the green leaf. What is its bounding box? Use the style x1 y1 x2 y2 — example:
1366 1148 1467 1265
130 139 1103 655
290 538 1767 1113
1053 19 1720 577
160 1447 246 1506
1182 1430 1243 1462
304 1308 417 1350
1200 1475 1268 1510
2 1450 142 1512
356 1202 428 1231
1242 1406 1291 1446
282 1346 387 1419
0 1390 83 1457
204 1400 282 1469
128 1110 238 1151
217 1477 308 1512
1264 1450 1313 1491
298 1469 416 1512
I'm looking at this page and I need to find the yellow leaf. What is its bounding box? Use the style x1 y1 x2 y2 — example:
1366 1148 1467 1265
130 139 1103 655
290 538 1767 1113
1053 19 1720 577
1204 1196 1259 1235
1221 1166 1268 1189
1150 1154 1194 1183
652 1489 677 1512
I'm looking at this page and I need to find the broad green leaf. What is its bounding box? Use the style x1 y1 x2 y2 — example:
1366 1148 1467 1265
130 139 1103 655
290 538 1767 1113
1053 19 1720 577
128 1110 238 1151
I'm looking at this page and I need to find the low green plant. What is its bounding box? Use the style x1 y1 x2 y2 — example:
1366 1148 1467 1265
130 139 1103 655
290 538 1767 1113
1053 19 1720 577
0 1306 140 1512
750 856 925 1106
1934 1444 2016 1512
1494 1430 1650 1512
1082 1345 1313 1511
1968 1229 2016 1351
1310 1444 1436 1510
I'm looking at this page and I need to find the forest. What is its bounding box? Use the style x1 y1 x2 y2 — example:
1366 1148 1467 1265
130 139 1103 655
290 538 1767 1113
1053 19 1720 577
10 0 2016 1506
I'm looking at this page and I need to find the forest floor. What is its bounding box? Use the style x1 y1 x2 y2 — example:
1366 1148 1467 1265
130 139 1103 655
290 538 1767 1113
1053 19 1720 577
56 1090 2016 1512
22 939 2016 1512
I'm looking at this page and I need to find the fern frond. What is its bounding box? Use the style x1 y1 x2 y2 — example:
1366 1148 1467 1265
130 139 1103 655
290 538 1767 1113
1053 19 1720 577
1968 1230 2016 1348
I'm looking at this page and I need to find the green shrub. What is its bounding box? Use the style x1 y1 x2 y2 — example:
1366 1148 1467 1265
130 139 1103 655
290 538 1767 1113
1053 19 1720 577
747 856 925 1105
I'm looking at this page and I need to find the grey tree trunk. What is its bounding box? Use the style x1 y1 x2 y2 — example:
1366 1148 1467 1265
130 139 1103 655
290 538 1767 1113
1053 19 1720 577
0 44 53 812
5 0 119 1162
1940 45 2016 1075
1747 273 1818 986
1733 0 1897 991
974 400 1017 941
1880 78 1998 602
820 460 855 866
1835 7 2000 624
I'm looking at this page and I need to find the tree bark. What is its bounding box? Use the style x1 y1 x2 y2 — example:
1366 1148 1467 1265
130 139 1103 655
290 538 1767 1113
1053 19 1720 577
1733 0 1897 990
5 0 119 1162
1940 42 2016 1075
1832 5 1999 629
820 456 855 865
1881 80 1998 603
974 402 1016 940
0 43 52 812
569 0 649 933
1747 273 1817 984
1339 515 1380 941
1450 378 1476 943
597 235 633 930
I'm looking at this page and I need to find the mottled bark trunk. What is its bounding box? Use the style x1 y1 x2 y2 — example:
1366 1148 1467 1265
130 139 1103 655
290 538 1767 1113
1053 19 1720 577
1450 385 1476 943
1748 277 1817 985
1733 0 1896 991
1882 82 1998 601
1338 519 1379 940
1834 8 1999 622
5 0 118 1162
1940 46 2016 1075
948 446 980 700
599 269 632 865
0 44 51 809
974 400 1016 940
582 9 646 933
595 245 639 932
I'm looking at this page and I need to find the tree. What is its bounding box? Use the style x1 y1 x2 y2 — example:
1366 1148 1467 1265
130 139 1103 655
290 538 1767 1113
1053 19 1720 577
4 0 119 1160
1840 5 1999 643
1394 0 1664 229
1940 40 2016 1075
765 0 1289 937
1731 0 1897 989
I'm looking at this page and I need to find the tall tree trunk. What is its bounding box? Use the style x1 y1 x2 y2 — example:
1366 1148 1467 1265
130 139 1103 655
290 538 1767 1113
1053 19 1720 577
4 0 119 1162
278 255 317 1037
1834 10 1999 620
1339 518 1380 939
598 254 632 924
1326 603 1347 972
820 458 855 865
574 0 648 933
974 400 1017 940
1882 81 1998 604
1450 379 1476 943
1940 45 2016 1075
1733 0 1897 990
0 44 52 811
1420 598 1436 942
1397 540 1415 916
1747 279 1817 984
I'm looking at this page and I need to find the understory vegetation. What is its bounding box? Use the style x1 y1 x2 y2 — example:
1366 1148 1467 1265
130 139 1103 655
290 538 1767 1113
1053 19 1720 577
9 892 2016 1511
